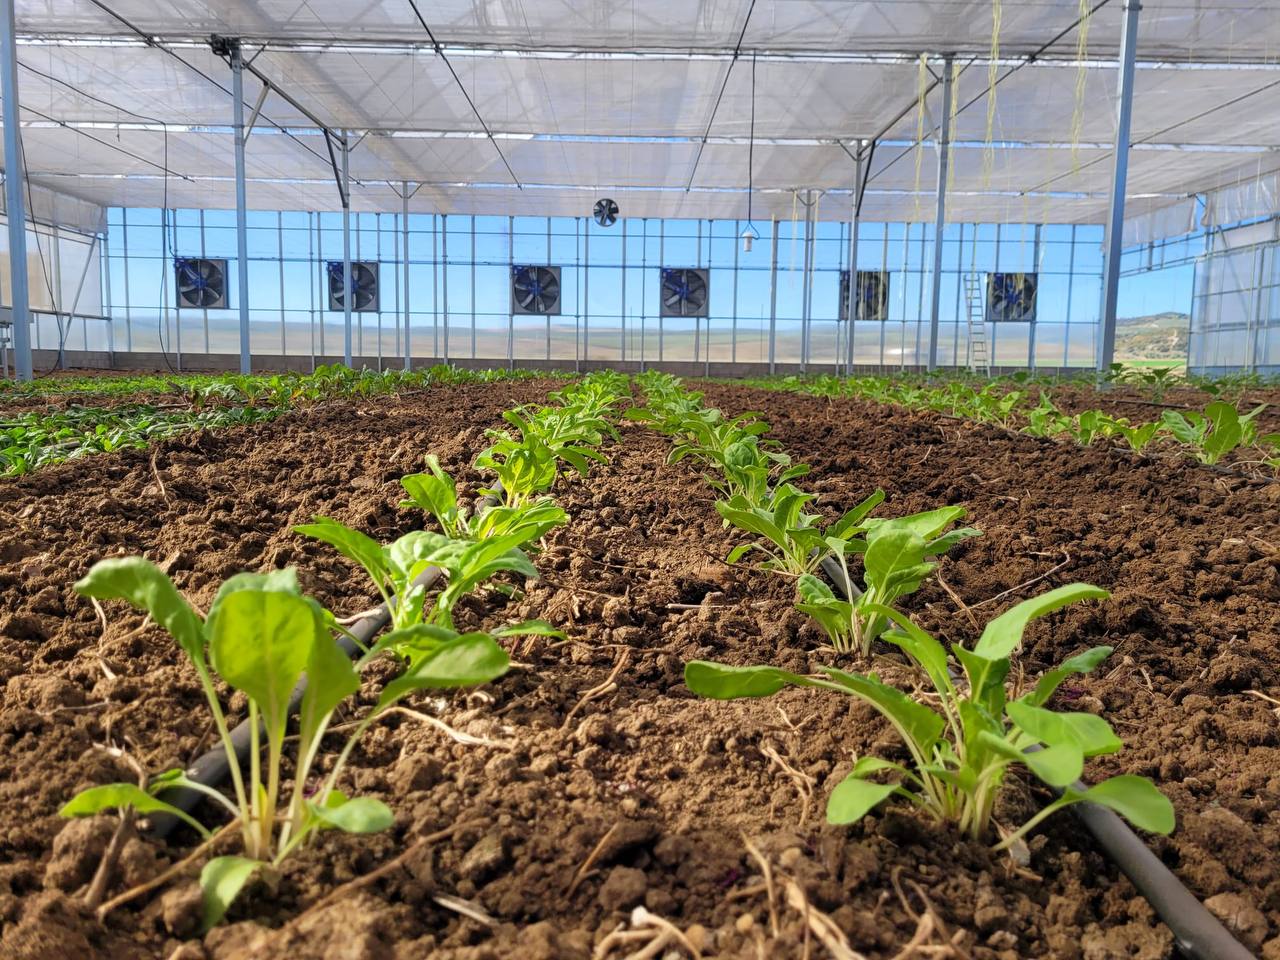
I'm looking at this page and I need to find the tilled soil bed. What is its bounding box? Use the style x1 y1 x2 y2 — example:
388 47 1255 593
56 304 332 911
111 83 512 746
0 380 1278 959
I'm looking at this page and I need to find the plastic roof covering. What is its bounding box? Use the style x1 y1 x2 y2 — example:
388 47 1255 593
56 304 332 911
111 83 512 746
3 0 1279 238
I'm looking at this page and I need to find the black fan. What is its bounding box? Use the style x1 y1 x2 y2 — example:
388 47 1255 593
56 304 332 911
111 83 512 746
327 261 380 312
986 272 1038 322
660 268 709 318
593 198 619 227
511 265 562 315
174 258 227 309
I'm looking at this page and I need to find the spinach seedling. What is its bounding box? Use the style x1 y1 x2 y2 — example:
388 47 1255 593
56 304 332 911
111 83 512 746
399 454 566 543
796 505 980 656
296 519 540 631
686 584 1173 848
62 559 509 928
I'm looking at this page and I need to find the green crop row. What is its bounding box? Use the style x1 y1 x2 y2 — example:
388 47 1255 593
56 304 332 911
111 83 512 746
631 372 1173 849
742 374 1279 473
1 364 558 477
58 371 631 929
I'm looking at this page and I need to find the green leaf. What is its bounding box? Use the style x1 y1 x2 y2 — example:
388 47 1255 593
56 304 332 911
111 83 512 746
60 782 211 839
308 795 394 834
493 619 567 640
829 489 885 538
296 629 360 763
200 855 259 930
207 589 317 736
73 557 204 662
971 583 1109 663
820 666 946 756
295 517 389 588
1057 711 1123 757
684 661 813 699
1024 646 1113 707
827 773 901 824
796 573 837 605
1073 775 1175 835
376 632 509 709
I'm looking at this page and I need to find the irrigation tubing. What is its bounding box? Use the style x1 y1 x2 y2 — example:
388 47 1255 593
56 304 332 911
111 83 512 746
149 490 502 839
821 564 1254 960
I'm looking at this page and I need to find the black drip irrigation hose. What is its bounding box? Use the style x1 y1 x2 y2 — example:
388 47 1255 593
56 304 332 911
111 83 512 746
149 489 503 840
820 561 1254 960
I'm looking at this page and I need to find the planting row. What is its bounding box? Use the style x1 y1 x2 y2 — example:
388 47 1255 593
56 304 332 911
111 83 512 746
0 364 548 476
746 373 1279 474
57 371 632 929
630 372 1174 847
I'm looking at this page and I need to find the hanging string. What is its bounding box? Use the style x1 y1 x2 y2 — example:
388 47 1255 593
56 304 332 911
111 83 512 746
1070 0 1093 177
912 53 928 225
946 60 960 217
983 0 1003 188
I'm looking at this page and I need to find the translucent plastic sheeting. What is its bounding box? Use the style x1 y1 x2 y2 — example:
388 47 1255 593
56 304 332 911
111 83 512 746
5 0 1279 233
0 175 104 233
15 0 1280 61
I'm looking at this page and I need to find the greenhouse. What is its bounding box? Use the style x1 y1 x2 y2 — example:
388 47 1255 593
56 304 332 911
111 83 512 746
1 1 1278 958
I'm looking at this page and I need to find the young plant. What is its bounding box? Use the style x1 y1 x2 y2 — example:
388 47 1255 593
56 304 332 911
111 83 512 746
296 519 540 631
686 584 1174 849
62 559 509 928
1162 401 1267 464
796 506 980 656
718 486 886 577
399 454 566 543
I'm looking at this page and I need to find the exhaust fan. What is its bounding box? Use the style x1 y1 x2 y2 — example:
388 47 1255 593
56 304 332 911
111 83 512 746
511 265 562 315
987 272 1038 322
839 270 890 322
593 198 619 227
326 261 380 312
660 268 709 318
174 258 227 310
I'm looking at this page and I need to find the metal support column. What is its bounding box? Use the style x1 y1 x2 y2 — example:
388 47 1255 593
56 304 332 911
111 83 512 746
1028 224 1041 370
846 152 863 376
507 215 514 369
231 40 252 374
441 214 449 364
341 130 353 366
768 217 779 374
1097 0 1142 373
621 219 627 363
658 221 665 363
469 215 476 360
583 218 590 367
402 182 411 369
731 219 740 364
927 55 954 372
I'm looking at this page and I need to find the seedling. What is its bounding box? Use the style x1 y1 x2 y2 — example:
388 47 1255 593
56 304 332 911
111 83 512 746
796 506 981 656
686 584 1174 848
1162 402 1267 464
296 519 540 631
399 454 566 543
62 558 509 927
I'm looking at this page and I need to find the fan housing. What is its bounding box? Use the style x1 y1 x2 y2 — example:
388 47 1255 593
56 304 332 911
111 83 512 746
511 265 562 316
326 261 380 313
660 268 709 318
986 272 1038 322
839 270 890 322
174 258 227 310
593 198 619 227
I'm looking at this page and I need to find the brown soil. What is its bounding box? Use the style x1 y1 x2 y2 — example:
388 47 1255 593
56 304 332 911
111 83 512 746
1 380 1278 959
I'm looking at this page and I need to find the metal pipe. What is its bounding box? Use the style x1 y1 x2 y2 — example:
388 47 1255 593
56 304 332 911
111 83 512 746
402 182 411 370
442 213 449 364
768 217 778 374
341 131 352 367
927 55 954 372
230 40 251 374
1097 0 1141 373
1 0 31 380
507 214 514 370
847 153 863 376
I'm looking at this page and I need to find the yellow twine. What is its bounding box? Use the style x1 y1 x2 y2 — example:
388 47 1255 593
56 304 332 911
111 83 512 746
913 54 928 225
1070 0 1092 177
983 0 1003 188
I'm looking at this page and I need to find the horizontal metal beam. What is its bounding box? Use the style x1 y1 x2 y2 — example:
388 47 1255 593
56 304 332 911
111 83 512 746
24 167 1187 202
16 119 1278 155
16 33 1280 70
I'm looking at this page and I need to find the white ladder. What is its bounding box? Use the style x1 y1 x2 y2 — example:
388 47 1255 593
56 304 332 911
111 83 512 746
963 274 990 376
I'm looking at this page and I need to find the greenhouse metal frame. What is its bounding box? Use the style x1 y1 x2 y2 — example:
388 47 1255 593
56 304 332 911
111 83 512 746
2 0 1279 380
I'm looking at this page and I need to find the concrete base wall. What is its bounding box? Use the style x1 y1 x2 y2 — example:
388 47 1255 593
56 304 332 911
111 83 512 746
31 349 1091 381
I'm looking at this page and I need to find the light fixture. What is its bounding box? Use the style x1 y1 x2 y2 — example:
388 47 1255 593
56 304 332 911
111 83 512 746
743 49 759 253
